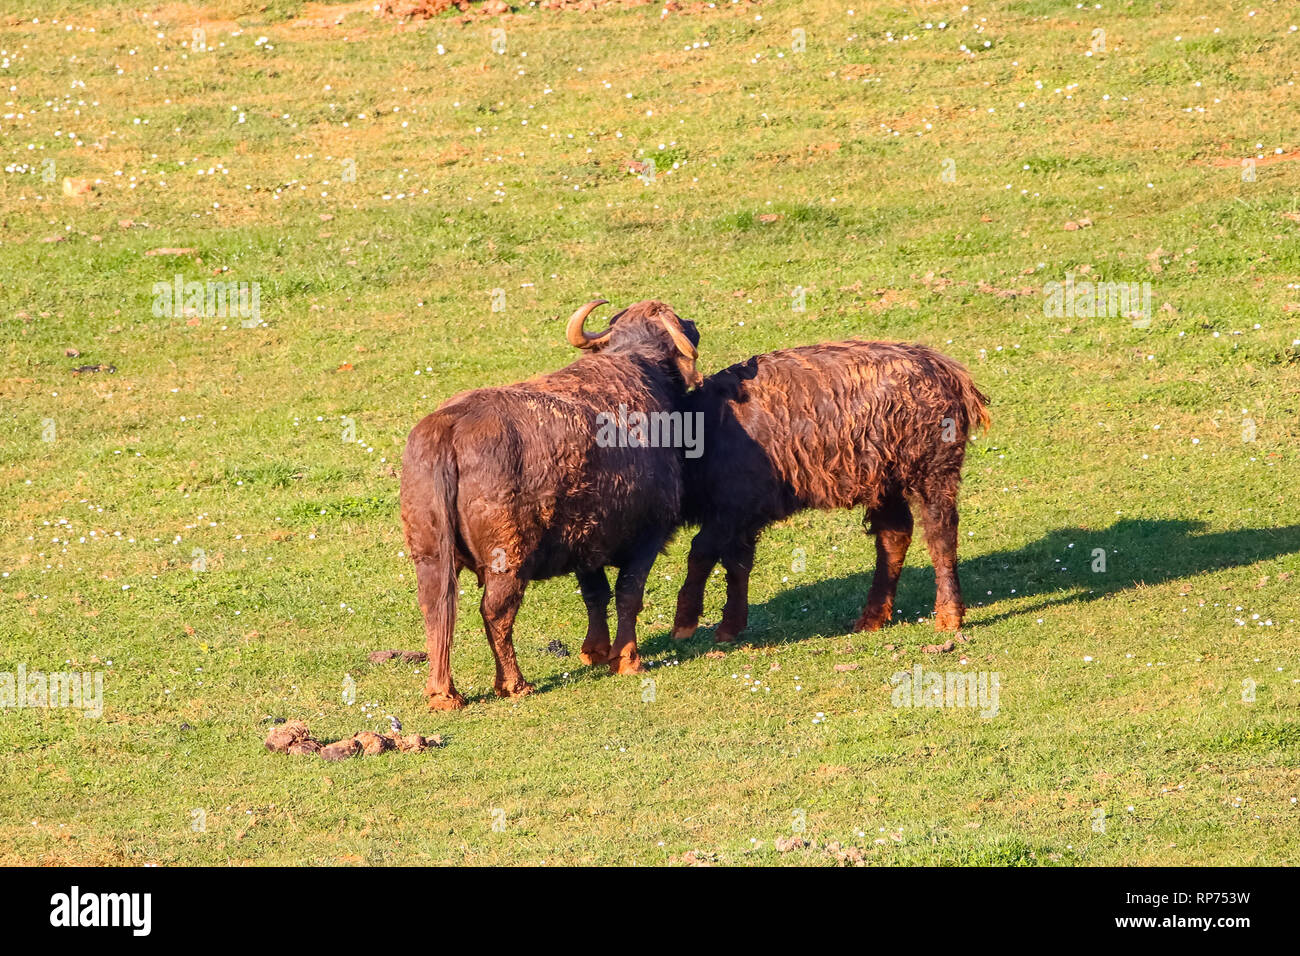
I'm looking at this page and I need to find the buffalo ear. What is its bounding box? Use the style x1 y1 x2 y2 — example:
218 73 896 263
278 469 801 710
682 361 704 389
656 314 697 362
654 312 701 388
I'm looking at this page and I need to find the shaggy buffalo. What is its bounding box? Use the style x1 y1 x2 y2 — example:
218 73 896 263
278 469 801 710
671 341 989 643
401 300 701 709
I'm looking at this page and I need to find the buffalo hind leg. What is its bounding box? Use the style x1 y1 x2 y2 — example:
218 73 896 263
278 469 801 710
577 568 613 665
854 496 914 632
414 556 467 711
481 573 534 699
922 491 965 631
715 533 758 643
672 526 723 640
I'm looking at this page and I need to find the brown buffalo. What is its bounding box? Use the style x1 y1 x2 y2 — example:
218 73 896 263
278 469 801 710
671 341 989 642
401 300 701 709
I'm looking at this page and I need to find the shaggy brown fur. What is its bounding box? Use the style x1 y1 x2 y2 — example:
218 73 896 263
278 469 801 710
400 300 701 709
672 341 989 642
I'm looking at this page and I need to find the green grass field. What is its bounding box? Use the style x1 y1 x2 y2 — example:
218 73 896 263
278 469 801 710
2 0 1298 865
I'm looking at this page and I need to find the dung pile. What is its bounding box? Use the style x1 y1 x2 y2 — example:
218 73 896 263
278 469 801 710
265 720 441 761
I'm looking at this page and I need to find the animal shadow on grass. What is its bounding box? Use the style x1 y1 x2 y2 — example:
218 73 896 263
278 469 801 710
638 518 1300 661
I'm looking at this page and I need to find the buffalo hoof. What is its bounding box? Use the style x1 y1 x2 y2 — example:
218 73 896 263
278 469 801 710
671 624 697 640
608 655 645 675
579 642 612 666
713 628 740 644
932 608 964 632
427 690 467 711
494 680 535 700
852 612 888 633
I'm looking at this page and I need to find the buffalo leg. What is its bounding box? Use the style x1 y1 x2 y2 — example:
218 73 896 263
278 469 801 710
576 568 613 665
481 573 533 698
922 493 965 631
854 495 914 632
672 526 723 640
608 544 660 675
715 533 758 643
413 556 467 710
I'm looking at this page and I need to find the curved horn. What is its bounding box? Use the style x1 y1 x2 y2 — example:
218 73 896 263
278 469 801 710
565 299 613 349
657 314 697 361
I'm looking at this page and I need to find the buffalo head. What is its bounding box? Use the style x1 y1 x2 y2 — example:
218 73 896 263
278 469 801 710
566 299 702 388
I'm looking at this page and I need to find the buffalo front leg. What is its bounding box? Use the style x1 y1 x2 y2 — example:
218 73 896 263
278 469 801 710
481 573 533 699
672 527 722 640
854 496 914 632
608 545 661 675
715 533 758 643
576 568 613 665
922 496 965 632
